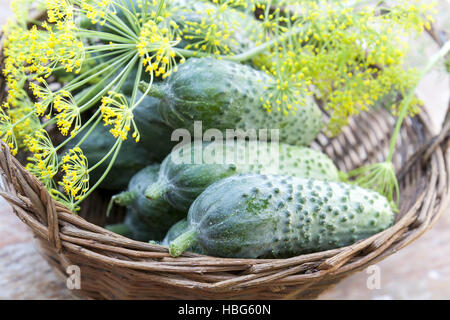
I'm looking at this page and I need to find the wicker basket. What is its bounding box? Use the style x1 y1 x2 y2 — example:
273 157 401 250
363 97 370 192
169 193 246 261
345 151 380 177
0 17 449 299
0 104 448 299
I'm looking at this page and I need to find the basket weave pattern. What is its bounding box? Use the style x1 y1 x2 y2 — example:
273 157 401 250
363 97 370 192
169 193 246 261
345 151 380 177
0 101 449 298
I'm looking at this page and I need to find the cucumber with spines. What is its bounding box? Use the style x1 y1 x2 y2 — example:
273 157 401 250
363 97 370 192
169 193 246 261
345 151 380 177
145 140 340 211
169 174 395 258
140 57 323 146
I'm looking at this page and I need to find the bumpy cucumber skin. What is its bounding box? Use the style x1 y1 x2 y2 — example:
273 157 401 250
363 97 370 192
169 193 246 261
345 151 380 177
244 94 324 147
155 58 264 131
184 174 394 258
149 140 340 211
64 92 175 190
119 165 186 241
152 58 323 146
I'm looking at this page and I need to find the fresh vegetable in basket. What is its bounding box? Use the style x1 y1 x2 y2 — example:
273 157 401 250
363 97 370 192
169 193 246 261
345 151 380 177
146 140 341 211
0 0 436 212
169 174 395 258
139 57 324 146
161 219 204 254
106 164 185 241
106 207 156 242
161 219 189 246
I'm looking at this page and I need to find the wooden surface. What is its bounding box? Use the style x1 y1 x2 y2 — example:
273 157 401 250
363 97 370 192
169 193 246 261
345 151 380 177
0 1 449 300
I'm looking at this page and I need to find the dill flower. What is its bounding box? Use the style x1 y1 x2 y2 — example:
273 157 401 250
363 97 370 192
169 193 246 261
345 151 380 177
261 69 309 116
173 0 260 56
29 80 56 117
259 43 311 116
100 91 140 142
0 104 19 155
24 129 59 189
54 90 82 137
60 147 90 200
50 188 80 212
46 0 75 24
253 0 436 134
251 2 289 44
137 18 184 78
80 0 115 25
10 0 42 22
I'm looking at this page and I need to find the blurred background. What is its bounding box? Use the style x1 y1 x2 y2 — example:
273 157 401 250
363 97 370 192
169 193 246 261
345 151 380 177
0 0 449 299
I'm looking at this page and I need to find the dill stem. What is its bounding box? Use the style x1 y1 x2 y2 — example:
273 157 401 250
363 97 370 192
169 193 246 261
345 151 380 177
64 51 131 94
130 57 143 107
113 1 141 35
386 40 450 163
79 52 138 112
84 43 136 52
11 110 34 129
77 30 136 44
54 110 102 152
75 139 123 206
175 26 306 62
156 0 166 18
41 52 134 131
87 137 121 173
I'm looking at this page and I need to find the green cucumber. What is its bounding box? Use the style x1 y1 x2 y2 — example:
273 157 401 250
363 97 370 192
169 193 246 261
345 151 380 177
106 207 161 242
169 174 395 258
161 219 204 254
107 164 185 241
161 219 189 246
132 93 178 159
145 140 340 211
140 57 323 146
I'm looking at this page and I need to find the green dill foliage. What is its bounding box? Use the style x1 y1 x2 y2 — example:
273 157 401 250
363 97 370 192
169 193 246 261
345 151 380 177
0 0 436 212
347 40 450 210
250 0 435 134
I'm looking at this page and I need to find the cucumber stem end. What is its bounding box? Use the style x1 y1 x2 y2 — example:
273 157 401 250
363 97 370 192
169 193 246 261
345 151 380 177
169 228 198 257
145 181 169 200
114 191 137 206
138 81 166 100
